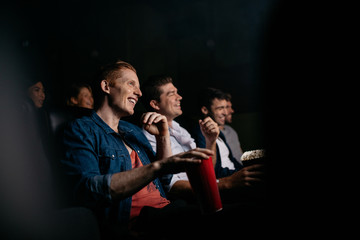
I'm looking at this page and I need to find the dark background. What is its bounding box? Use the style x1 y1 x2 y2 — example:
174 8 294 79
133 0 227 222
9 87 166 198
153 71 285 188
2 0 281 150
2 1 349 236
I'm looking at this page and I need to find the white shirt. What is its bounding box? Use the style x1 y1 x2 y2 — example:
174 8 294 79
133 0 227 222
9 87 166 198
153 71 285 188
142 120 196 191
216 137 235 170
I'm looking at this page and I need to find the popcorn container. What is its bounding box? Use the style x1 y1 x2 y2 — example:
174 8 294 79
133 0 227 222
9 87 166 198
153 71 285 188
185 156 223 214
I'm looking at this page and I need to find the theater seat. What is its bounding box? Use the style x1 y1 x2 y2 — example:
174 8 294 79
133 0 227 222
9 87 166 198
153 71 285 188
1 100 100 239
48 106 93 140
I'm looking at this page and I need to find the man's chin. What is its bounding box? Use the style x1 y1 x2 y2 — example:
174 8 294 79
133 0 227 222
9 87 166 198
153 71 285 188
175 109 182 116
121 109 134 117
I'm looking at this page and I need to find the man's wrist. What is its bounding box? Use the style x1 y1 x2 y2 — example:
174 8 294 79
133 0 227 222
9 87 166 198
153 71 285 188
152 161 163 176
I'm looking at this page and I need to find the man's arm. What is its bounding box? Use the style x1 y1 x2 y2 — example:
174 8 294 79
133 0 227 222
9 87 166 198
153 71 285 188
110 148 214 200
109 160 162 200
62 121 113 205
142 112 172 160
216 163 265 201
199 117 219 168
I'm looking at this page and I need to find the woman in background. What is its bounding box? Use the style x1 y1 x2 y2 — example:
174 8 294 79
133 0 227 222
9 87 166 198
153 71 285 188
27 80 46 109
66 82 94 109
22 79 51 150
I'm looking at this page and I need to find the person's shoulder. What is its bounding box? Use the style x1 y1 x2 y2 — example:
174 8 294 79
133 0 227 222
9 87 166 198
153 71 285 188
224 124 237 132
172 120 185 130
119 119 142 132
73 114 92 123
65 112 94 130
62 115 95 140
172 120 192 135
66 116 87 129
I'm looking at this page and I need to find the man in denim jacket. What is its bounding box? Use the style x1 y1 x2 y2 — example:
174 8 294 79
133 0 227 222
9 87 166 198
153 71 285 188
61 60 214 238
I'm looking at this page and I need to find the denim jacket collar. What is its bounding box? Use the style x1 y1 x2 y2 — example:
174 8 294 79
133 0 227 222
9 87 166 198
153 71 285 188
90 111 134 135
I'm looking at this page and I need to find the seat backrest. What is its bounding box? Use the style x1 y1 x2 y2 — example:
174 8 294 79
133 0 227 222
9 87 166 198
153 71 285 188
48 108 74 138
48 106 93 137
46 106 93 208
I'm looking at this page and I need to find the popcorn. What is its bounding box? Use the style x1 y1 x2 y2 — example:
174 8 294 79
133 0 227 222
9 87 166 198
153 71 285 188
240 149 265 161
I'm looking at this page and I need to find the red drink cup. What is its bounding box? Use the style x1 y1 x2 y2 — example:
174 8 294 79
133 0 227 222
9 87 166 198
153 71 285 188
185 156 223 214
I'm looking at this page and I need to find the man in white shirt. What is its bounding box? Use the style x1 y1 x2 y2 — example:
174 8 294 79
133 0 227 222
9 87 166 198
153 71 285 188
141 75 218 200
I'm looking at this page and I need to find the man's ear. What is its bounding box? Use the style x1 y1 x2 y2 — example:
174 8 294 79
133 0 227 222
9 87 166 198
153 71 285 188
100 80 110 94
149 100 160 111
201 106 209 115
70 97 79 105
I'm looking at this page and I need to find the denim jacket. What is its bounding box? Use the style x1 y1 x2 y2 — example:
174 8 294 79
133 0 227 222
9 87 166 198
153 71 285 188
61 111 167 224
